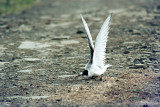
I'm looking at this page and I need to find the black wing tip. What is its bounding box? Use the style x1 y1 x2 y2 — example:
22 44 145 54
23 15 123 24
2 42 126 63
109 13 113 18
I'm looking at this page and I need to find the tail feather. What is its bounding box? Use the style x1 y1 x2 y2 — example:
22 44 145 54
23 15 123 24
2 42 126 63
105 64 112 69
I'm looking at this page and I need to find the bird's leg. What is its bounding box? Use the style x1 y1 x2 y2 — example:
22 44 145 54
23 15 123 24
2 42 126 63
99 75 103 81
92 76 99 79
88 76 99 80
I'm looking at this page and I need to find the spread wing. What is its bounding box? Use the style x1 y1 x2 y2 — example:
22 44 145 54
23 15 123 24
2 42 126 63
93 14 112 67
81 15 94 63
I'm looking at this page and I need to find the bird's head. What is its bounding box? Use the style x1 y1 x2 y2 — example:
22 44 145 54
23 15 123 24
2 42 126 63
80 70 88 76
76 70 88 78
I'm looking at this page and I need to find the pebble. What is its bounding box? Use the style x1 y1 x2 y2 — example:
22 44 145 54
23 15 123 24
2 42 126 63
56 98 62 102
123 42 138 44
132 29 141 35
76 30 84 34
154 69 160 71
157 5 160 10
0 62 9 67
18 70 32 73
123 50 130 54
0 73 5 78
143 104 149 107
119 66 123 68
135 64 144 68
134 59 141 64
58 75 77 78
23 58 41 62
6 96 49 99
129 66 136 69
52 36 70 40
143 52 152 54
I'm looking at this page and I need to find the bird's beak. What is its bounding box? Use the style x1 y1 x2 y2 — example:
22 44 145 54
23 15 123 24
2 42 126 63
75 74 81 78
75 72 83 78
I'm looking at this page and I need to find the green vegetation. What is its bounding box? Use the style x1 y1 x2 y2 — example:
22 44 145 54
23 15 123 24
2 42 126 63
0 0 35 15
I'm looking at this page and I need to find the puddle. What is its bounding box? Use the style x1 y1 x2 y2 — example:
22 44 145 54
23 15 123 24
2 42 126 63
6 96 50 99
60 40 79 45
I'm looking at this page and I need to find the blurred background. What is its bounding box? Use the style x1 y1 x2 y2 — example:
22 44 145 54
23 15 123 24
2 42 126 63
0 0 35 16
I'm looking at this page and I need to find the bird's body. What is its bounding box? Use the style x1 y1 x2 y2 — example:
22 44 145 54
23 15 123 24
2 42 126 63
85 62 111 77
80 14 112 77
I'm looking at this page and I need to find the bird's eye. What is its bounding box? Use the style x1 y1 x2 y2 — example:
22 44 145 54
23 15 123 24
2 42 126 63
82 70 88 75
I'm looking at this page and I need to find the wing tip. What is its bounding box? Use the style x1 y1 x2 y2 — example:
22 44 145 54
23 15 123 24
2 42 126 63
80 14 84 20
110 13 113 17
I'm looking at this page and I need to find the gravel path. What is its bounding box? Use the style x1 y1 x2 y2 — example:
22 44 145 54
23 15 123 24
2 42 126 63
0 0 160 106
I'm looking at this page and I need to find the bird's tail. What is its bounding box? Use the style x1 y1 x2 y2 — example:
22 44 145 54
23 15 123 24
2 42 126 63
105 64 112 69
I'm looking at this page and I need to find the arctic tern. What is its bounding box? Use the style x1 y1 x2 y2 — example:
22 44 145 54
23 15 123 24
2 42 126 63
80 14 112 77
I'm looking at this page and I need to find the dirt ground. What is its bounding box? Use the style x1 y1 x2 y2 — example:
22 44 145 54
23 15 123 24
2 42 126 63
0 0 160 106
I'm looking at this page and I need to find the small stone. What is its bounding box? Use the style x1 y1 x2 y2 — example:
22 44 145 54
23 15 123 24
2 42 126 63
151 30 157 34
124 50 130 54
24 58 41 62
143 104 149 107
58 75 77 78
157 5 160 10
141 45 147 49
144 52 152 54
52 36 70 40
123 42 138 44
134 59 141 64
56 98 62 102
116 79 119 82
0 25 10 29
132 29 141 35
119 66 123 68
129 66 136 69
76 30 84 34
0 62 9 67
154 69 160 71
135 64 144 68
154 15 160 19
143 64 148 69
18 70 32 73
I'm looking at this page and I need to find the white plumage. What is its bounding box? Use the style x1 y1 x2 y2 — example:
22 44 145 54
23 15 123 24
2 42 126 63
81 14 112 77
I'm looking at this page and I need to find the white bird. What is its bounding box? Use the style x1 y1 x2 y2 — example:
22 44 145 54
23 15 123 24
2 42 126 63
80 14 112 77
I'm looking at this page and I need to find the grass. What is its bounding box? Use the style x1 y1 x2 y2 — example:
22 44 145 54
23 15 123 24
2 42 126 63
0 0 35 16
